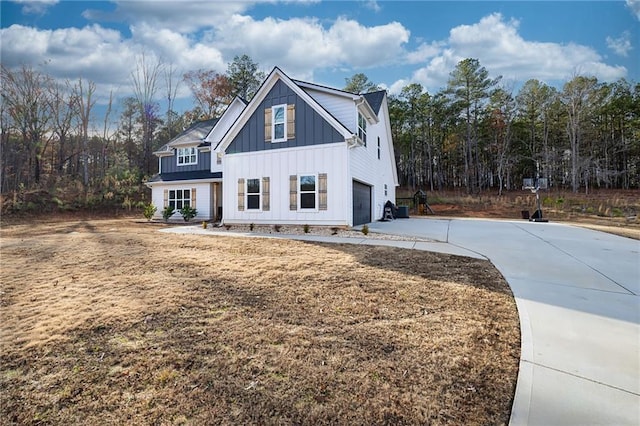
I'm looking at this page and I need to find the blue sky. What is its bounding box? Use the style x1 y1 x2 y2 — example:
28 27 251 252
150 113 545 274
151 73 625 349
2 0 638 119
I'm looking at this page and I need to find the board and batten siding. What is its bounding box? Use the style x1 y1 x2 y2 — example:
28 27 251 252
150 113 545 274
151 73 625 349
151 182 214 221
302 88 357 133
225 80 344 154
223 143 349 225
160 151 211 174
349 112 396 221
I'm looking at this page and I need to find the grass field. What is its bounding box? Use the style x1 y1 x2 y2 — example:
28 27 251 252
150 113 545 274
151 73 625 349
1 218 519 425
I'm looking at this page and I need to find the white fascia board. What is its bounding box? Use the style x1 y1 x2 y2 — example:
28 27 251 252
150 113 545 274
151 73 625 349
168 140 202 148
146 178 221 188
294 80 360 101
206 97 247 150
218 67 353 154
153 150 174 157
379 96 399 186
356 97 379 124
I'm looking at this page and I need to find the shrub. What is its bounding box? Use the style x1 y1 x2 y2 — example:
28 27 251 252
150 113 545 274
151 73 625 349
249 223 255 231
179 205 198 222
612 207 624 217
303 224 310 233
273 224 281 232
143 203 157 221
162 206 175 222
362 224 369 235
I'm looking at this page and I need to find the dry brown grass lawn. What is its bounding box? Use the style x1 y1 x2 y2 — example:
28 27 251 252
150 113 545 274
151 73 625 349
1 218 519 425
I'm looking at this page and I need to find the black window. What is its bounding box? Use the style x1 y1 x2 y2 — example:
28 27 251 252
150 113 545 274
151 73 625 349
247 179 260 210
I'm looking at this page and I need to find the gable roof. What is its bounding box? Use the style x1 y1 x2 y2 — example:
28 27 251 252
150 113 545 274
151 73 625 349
363 90 386 116
217 67 356 153
202 96 248 151
293 79 360 100
154 118 218 156
295 78 379 124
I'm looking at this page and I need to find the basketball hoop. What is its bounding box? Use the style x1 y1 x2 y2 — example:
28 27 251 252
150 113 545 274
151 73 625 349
522 177 549 222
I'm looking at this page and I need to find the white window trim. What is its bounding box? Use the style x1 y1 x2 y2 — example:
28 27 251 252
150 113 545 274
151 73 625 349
357 112 367 146
298 174 318 211
176 146 198 166
168 189 191 210
271 104 287 143
246 178 262 211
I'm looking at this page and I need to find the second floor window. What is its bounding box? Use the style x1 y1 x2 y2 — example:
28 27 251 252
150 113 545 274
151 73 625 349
177 147 197 165
358 112 367 146
272 104 286 142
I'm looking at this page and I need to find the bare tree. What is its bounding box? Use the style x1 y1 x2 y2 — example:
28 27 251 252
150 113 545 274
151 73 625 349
487 87 516 195
561 75 601 193
50 80 78 174
131 53 163 175
164 63 181 138
73 78 96 187
1 64 53 187
100 89 115 179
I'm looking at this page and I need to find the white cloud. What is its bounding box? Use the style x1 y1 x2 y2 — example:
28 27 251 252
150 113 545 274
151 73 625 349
606 31 633 57
363 0 381 13
626 0 640 20
130 23 226 72
1 24 132 86
209 15 409 77
82 0 254 33
12 0 58 15
405 41 442 64
396 13 627 93
0 23 198 104
1 6 410 104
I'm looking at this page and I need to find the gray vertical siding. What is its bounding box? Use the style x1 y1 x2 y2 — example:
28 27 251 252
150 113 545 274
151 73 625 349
161 151 211 174
226 80 345 154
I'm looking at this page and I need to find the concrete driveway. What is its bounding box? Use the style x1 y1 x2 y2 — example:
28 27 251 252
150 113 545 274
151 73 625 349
366 217 640 425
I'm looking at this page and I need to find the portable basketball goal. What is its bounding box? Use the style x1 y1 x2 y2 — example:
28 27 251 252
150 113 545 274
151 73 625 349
522 177 549 222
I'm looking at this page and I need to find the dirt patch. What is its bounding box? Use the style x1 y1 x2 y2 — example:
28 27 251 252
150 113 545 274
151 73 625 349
1 218 519 425
416 190 640 240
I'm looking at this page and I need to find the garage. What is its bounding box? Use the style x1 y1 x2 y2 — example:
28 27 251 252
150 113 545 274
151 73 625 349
352 180 371 226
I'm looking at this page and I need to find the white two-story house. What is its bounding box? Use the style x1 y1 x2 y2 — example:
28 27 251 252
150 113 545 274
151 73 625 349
147 67 397 226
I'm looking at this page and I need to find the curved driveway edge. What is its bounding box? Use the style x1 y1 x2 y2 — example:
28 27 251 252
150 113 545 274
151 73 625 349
366 217 640 426
162 218 640 425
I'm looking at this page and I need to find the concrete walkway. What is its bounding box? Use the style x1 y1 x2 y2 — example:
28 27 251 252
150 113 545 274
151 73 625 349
163 218 640 425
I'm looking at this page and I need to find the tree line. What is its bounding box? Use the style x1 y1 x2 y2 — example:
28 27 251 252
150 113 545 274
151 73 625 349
0 55 264 209
1 55 638 212
382 59 639 194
